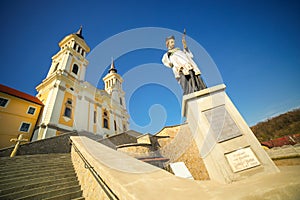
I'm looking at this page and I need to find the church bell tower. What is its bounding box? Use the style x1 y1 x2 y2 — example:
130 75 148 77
45 26 90 81
103 59 126 110
33 26 90 140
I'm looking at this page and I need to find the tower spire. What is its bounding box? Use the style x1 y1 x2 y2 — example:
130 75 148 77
75 25 84 39
109 57 117 73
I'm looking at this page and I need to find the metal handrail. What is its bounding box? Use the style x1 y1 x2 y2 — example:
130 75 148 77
71 140 119 200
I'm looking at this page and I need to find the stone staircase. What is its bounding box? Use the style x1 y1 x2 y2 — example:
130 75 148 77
0 153 84 200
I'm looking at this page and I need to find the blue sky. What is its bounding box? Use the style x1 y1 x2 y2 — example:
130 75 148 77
1 0 299 134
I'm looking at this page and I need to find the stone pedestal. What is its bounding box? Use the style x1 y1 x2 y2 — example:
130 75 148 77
182 84 279 184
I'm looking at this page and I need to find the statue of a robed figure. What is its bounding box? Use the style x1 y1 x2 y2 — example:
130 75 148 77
162 30 206 95
162 31 279 184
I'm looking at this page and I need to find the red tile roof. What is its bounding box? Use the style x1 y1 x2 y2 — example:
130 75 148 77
0 84 43 106
261 134 300 148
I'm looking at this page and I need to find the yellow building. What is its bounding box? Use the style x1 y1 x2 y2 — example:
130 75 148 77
0 84 43 149
33 27 129 140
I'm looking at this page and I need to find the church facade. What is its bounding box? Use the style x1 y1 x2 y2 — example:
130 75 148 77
33 27 129 140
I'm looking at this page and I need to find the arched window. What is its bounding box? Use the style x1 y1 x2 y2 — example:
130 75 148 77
64 107 72 118
64 98 72 118
114 120 117 132
103 110 109 129
72 64 79 75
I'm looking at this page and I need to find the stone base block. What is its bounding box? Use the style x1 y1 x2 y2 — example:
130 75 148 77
182 84 279 184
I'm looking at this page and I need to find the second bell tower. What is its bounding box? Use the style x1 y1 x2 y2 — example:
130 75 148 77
103 59 126 110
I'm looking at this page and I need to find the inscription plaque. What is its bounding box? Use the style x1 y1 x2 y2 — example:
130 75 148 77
225 147 260 172
204 105 242 142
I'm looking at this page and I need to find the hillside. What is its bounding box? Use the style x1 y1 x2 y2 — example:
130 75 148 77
251 108 300 142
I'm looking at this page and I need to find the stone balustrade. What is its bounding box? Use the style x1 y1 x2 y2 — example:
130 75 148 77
70 136 214 199
70 136 300 200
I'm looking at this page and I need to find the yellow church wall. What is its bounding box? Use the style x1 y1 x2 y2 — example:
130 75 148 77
0 92 42 149
58 91 75 127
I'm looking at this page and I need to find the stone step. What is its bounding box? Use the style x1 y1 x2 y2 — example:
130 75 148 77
0 166 75 180
14 185 82 200
0 160 73 168
43 191 84 200
0 162 73 173
0 153 70 158
0 163 74 178
0 153 71 162
0 169 76 185
71 197 85 200
0 153 84 200
0 171 76 190
0 157 72 166
0 180 79 200
0 176 78 196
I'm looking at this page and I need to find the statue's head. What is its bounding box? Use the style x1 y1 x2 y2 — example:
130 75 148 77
166 35 175 50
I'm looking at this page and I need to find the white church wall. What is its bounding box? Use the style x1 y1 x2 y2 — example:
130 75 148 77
50 86 65 125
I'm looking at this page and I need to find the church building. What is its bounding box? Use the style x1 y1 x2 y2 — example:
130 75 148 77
33 27 129 140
